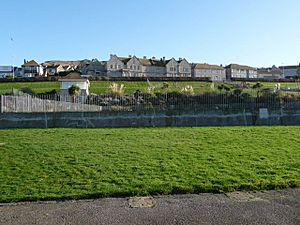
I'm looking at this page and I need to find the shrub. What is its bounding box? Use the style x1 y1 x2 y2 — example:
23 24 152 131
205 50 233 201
68 85 81 96
19 86 35 95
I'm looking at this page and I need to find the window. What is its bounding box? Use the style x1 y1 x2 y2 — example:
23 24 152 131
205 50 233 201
110 65 113 69
118 65 121 69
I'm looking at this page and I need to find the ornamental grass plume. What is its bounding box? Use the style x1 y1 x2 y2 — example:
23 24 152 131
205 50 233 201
181 85 194 96
108 82 125 97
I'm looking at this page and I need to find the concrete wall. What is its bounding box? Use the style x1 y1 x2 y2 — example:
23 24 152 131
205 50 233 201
1 108 300 129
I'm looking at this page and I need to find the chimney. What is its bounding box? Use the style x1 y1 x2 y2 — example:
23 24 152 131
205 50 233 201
143 56 147 59
152 56 156 60
24 59 27 64
179 58 182 61
129 55 132 58
163 57 165 61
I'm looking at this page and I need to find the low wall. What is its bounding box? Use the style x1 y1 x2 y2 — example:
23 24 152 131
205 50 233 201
1 108 300 129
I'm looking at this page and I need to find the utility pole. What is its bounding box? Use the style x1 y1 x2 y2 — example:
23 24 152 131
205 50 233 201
10 36 15 80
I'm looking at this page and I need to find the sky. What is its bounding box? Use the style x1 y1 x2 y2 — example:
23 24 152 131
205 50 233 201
0 0 299 67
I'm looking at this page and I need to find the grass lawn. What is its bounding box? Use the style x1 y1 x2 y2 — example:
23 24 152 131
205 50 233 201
0 80 299 95
0 126 299 203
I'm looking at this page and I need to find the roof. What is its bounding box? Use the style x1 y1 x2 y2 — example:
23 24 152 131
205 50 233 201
58 72 88 81
138 58 166 67
118 57 131 64
194 63 224 70
43 60 83 67
23 60 39 66
139 58 152 66
0 66 13 72
257 69 282 75
225 64 256 70
279 65 300 70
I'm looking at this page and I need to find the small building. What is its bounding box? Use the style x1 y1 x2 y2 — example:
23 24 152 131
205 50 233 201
225 64 257 80
0 66 13 78
22 60 43 77
192 63 226 81
58 72 90 96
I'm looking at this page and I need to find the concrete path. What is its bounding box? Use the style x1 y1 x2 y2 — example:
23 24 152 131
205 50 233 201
0 188 299 225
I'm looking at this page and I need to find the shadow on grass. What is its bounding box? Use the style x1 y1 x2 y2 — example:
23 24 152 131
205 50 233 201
1 181 299 204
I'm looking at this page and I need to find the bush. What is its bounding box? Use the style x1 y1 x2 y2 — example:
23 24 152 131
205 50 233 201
19 86 35 95
68 85 81 96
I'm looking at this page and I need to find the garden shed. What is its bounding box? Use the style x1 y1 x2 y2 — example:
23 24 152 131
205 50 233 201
59 72 90 96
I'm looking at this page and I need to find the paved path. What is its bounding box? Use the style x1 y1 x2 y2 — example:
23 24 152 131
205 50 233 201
0 189 299 225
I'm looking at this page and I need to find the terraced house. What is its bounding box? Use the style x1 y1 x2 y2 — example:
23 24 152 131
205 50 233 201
257 67 283 79
106 54 191 77
279 63 300 78
192 63 226 81
225 64 257 80
141 57 166 77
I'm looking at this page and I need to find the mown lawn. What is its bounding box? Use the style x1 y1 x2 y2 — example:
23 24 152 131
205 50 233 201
0 126 299 203
0 81 212 94
0 80 299 95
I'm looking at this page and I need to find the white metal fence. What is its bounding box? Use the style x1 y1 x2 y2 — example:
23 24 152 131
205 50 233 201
1 92 300 113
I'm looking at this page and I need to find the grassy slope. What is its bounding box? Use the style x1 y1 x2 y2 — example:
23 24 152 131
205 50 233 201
0 126 299 203
0 81 299 94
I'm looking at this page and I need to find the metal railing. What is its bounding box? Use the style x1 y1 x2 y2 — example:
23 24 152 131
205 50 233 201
1 92 300 113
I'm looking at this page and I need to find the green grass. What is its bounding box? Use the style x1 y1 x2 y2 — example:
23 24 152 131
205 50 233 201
0 126 299 203
0 80 299 95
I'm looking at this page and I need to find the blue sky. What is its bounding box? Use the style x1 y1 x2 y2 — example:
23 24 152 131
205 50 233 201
0 0 299 67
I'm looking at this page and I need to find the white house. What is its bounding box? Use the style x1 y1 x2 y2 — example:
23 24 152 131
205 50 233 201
257 67 283 79
22 60 43 77
192 63 226 81
58 72 90 96
225 64 257 80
